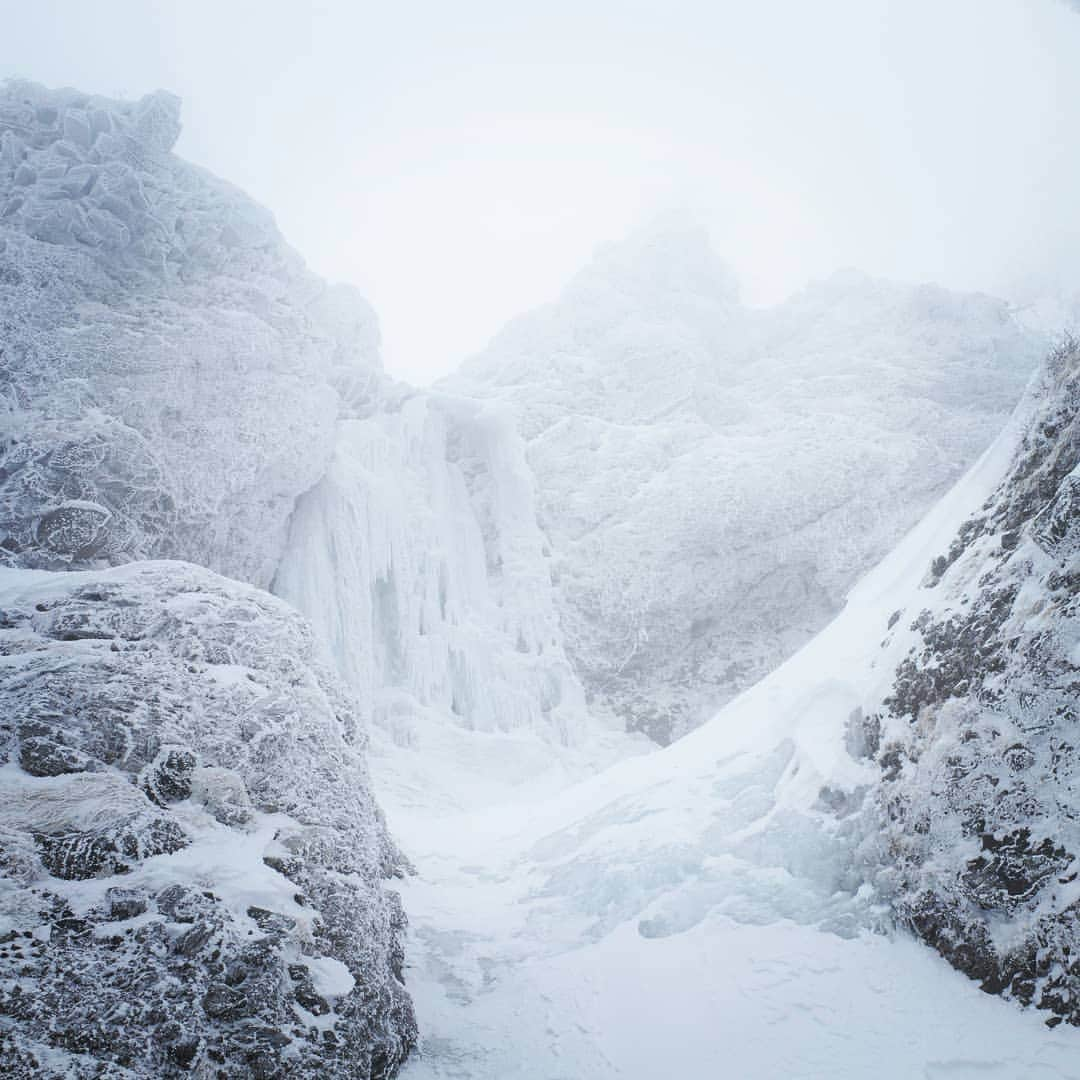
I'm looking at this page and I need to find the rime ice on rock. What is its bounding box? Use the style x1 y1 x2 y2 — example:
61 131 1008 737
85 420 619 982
0 80 414 1077
446 220 1048 742
0 80 379 589
872 342 1080 1025
0 561 416 1077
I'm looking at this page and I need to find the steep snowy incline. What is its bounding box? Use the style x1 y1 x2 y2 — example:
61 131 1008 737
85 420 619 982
385 349 1080 1077
0 80 377 589
445 219 1047 742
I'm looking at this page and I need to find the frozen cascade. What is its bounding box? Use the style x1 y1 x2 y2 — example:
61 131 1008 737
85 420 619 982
274 387 636 815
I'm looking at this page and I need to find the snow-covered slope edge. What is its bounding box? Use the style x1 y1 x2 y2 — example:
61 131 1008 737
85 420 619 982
0 561 416 1077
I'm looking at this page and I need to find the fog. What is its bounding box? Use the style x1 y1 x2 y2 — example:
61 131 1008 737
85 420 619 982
3 0 1080 383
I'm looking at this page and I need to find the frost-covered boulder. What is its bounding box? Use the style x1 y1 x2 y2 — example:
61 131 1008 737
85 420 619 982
0 561 415 1077
0 80 378 588
446 219 1047 741
869 340 1080 1024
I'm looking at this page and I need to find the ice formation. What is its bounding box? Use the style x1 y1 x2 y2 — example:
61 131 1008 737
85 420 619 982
274 387 590 750
446 218 1047 741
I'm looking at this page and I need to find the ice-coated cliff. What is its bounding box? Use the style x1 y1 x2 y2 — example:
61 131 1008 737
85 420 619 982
446 218 1048 741
0 80 378 589
0 561 415 1077
0 81 416 1077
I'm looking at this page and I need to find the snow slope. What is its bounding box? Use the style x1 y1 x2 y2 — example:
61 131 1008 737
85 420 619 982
384 352 1080 1078
446 217 1048 741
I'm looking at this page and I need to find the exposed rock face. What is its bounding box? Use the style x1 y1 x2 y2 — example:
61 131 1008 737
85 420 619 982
0 80 378 588
0 561 416 1077
446 220 1047 742
870 340 1080 1025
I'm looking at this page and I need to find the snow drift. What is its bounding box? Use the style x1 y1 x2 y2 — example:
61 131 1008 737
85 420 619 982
392 341 1079 1078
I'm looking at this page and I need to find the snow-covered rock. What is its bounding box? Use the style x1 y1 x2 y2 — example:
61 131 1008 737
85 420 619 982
0 560 415 1077
872 339 1080 1023
0 80 378 589
446 219 1047 741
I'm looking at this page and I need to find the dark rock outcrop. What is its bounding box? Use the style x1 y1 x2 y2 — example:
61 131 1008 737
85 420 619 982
873 339 1080 1025
0 561 416 1076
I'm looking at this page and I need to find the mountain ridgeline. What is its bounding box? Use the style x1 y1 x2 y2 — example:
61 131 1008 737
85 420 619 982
0 79 1077 1075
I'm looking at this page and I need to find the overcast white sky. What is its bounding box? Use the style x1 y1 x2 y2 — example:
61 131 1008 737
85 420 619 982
4 1 1080 383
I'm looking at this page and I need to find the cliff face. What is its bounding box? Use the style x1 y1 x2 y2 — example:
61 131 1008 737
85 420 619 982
0 82 415 1077
0 80 378 589
0 562 416 1077
446 222 1047 742
870 340 1080 1024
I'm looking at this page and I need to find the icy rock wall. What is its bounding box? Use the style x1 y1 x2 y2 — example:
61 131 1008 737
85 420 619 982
867 340 1080 1025
446 220 1048 742
0 80 377 589
274 386 588 744
0 561 415 1077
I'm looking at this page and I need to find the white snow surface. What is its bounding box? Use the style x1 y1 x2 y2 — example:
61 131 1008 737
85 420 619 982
377 369 1080 1078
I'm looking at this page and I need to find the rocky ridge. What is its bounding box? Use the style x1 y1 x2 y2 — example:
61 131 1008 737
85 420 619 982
446 220 1049 741
869 339 1080 1024
0 81 415 1077
0 79 378 588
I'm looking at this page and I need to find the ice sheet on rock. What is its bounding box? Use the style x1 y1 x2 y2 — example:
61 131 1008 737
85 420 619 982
274 386 600 755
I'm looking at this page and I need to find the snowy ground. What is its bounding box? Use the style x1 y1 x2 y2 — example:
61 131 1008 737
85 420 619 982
381 780 1080 1080
371 377 1080 1079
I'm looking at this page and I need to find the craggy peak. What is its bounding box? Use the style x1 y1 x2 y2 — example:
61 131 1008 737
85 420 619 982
1 4 1079 1076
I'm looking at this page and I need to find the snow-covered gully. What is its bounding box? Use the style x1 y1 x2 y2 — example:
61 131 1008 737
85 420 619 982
375 369 1080 1079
